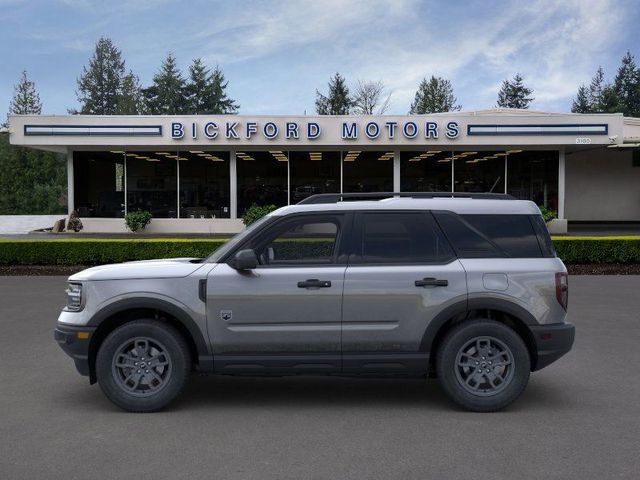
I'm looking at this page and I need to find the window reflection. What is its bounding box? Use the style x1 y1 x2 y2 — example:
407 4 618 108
454 151 506 193
73 151 125 218
507 150 558 209
237 151 288 216
401 150 452 192
178 151 230 218
289 151 340 203
343 150 393 192
126 152 177 218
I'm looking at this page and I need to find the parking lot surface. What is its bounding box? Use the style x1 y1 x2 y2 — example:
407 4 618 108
1 275 639 480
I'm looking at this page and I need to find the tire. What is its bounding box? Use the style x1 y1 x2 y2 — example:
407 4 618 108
96 320 191 412
436 319 530 412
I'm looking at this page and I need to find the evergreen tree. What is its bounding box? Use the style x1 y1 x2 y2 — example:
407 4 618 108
143 53 187 115
588 66 607 111
8 70 42 117
613 51 640 117
116 71 144 115
571 85 591 113
185 59 239 114
315 73 352 115
75 37 125 114
409 76 460 114
496 73 534 109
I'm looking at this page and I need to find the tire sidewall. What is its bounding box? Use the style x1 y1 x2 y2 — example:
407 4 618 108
437 320 531 412
96 320 190 412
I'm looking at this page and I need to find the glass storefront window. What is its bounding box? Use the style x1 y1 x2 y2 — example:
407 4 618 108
343 150 393 193
289 151 340 203
507 150 558 209
237 150 288 216
401 150 452 192
126 152 177 218
178 151 230 218
73 151 125 218
454 151 506 193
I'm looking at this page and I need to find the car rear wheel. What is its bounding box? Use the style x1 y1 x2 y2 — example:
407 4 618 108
436 319 530 412
96 320 191 412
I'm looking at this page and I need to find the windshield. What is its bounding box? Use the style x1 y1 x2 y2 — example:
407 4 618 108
205 215 274 263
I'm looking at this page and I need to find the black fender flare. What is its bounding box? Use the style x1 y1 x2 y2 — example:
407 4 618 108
87 297 211 361
419 297 538 354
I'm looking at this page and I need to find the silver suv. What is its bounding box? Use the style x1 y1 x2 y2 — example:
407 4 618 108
55 193 574 412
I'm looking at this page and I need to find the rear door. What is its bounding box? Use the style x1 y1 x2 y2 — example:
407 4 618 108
341 211 467 374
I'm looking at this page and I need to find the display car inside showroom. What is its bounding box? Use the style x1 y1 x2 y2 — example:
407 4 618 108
8 108 640 234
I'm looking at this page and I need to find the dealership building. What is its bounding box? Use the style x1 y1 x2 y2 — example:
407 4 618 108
8 109 640 234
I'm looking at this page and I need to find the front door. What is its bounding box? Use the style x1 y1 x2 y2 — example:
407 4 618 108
341 211 467 374
206 213 349 373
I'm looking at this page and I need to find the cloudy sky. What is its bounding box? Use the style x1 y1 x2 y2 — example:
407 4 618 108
1 0 639 117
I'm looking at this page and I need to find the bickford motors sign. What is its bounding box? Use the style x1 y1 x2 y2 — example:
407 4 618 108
170 119 461 141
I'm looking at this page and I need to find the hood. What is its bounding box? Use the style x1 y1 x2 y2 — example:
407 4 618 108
69 258 205 281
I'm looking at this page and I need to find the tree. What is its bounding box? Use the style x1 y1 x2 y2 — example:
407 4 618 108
8 70 42 117
116 71 144 115
496 73 534 109
571 85 591 113
613 51 640 117
185 59 239 114
409 76 461 114
74 37 125 114
587 66 607 112
352 80 391 115
315 73 352 115
144 53 187 115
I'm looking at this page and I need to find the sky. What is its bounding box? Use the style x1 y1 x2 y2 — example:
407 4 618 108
1 0 639 118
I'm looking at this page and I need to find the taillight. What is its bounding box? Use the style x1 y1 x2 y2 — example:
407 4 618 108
555 272 568 311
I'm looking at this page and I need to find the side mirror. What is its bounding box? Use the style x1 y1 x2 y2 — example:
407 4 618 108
233 249 258 270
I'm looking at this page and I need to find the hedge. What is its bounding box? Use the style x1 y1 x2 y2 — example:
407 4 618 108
1 236 640 266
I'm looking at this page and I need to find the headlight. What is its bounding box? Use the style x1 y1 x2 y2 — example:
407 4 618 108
65 283 83 311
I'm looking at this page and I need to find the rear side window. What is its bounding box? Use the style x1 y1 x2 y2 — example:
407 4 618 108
434 212 545 258
354 212 455 264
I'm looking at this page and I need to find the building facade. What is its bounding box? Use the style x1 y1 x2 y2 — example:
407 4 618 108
9 109 640 234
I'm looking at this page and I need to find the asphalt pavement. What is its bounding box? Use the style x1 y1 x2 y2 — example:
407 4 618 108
1 275 639 480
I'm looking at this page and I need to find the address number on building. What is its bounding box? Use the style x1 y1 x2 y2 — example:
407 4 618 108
575 137 592 144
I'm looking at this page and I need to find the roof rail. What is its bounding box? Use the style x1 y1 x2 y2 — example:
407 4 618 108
297 192 516 205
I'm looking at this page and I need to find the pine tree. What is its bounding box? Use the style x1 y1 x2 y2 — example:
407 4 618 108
496 73 534 109
315 73 352 115
185 59 239 114
409 76 461 114
116 71 144 115
613 51 640 117
8 70 42 117
571 85 591 113
74 37 125 114
588 66 607 111
143 53 187 115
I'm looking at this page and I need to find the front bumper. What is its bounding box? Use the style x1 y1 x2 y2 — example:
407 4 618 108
54 324 96 378
530 322 575 371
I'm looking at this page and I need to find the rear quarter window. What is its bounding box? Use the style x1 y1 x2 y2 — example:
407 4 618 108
434 212 546 258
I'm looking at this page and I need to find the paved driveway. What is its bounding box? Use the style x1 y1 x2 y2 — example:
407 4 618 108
0 276 639 480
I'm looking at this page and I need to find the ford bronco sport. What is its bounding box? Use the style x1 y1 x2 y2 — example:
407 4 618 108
55 192 574 412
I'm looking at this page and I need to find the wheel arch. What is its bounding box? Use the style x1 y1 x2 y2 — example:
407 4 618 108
86 298 211 384
422 297 539 372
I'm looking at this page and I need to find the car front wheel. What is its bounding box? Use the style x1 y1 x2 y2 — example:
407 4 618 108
96 320 191 412
436 319 531 412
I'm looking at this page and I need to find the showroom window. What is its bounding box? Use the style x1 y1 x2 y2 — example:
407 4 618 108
507 150 558 209
453 151 506 193
178 150 230 218
126 151 177 218
73 151 125 218
289 151 340 203
401 150 452 192
343 150 393 193
237 151 289 216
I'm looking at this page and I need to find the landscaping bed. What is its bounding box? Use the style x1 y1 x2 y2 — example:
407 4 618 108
0 236 639 275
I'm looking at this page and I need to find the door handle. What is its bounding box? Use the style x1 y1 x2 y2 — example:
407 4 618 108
415 277 448 287
297 279 332 288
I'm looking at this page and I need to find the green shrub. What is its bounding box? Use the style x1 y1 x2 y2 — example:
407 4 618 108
242 204 278 226
0 239 226 265
538 205 557 222
125 210 152 232
551 237 640 263
1 237 640 266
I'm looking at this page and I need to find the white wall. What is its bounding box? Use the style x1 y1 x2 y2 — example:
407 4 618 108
0 215 66 234
566 149 640 221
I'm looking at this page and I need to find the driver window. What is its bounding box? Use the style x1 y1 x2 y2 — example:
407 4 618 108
257 219 339 265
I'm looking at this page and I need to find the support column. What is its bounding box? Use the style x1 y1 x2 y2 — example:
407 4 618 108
230 150 237 219
66 149 74 216
393 150 401 192
558 148 566 220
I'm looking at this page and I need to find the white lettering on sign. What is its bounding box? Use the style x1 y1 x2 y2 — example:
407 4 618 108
575 137 592 144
